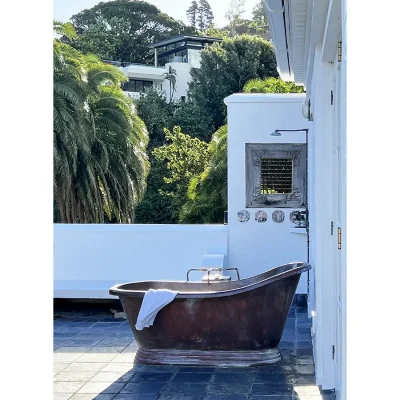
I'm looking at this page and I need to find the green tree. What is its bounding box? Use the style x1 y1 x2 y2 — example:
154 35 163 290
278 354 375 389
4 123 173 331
186 1 199 29
251 1 270 40
197 0 214 32
225 0 246 25
188 34 278 129
180 125 227 223
204 23 230 39
71 0 195 64
54 21 149 223
133 91 214 223
172 101 214 141
243 77 304 93
152 126 210 222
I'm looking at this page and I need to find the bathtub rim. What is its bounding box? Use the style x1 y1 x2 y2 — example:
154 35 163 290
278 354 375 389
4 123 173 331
109 261 311 299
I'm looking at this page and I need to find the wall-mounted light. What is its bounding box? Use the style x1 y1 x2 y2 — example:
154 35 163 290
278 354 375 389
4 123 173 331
270 130 282 136
302 99 313 121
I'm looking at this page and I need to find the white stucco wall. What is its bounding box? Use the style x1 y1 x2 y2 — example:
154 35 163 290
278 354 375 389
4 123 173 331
224 94 311 294
54 224 228 299
164 62 192 101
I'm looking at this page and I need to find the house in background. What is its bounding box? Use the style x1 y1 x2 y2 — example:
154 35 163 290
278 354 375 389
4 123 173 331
264 0 347 398
121 35 221 101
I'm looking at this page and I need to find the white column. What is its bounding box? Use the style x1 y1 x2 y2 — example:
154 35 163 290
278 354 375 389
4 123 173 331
154 48 158 67
311 45 335 390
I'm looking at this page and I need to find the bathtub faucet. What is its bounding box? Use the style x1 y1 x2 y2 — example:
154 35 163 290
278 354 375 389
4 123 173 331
186 267 241 286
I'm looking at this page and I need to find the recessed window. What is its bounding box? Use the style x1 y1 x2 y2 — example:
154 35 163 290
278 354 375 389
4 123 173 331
245 143 306 208
260 158 293 194
123 79 153 92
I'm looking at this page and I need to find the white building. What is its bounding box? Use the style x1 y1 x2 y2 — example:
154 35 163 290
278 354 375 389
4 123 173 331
54 1 348 398
121 35 221 102
264 0 347 398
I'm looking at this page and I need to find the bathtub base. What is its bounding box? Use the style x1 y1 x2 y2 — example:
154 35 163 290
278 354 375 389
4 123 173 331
135 347 281 367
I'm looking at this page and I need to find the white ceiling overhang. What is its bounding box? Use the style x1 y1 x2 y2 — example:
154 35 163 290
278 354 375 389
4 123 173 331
263 0 331 90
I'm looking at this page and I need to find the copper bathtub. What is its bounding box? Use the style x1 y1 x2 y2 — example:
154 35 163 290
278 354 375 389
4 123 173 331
109 262 311 366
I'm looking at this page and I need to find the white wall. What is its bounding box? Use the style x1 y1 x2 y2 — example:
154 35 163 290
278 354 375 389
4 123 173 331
54 224 228 299
224 94 311 294
165 62 192 101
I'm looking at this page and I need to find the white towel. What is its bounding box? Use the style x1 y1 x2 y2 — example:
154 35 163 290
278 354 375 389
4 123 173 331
135 289 179 330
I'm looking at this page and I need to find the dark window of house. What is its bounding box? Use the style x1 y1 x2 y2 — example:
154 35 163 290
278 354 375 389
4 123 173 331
123 79 153 92
260 158 293 194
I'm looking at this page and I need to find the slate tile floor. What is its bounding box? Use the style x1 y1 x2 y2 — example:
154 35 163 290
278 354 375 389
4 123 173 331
54 304 335 400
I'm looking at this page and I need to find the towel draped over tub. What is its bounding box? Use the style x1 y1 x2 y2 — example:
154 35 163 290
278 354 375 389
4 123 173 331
135 289 179 330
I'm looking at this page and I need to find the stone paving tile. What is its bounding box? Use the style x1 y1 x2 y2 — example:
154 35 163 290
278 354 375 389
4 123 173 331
129 371 175 382
77 381 126 394
101 363 134 373
87 346 125 353
114 395 160 400
204 395 249 400
69 395 116 400
54 362 71 375
76 353 118 363
178 366 216 373
90 371 135 383
54 371 99 382
250 382 293 396
54 352 86 363
64 338 102 347
97 337 134 347
161 382 208 395
55 346 92 354
111 353 136 363
54 393 73 400
171 372 214 383
248 396 292 399
64 363 109 372
121 346 138 354
121 382 167 394
54 381 86 393
159 395 204 400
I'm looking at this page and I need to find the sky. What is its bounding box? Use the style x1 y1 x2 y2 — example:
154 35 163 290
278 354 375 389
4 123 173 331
53 0 261 28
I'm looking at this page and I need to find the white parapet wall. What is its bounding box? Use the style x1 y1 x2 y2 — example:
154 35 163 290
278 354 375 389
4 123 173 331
224 93 312 294
54 224 228 299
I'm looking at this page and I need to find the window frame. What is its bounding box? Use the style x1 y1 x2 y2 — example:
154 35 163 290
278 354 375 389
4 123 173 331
245 143 307 208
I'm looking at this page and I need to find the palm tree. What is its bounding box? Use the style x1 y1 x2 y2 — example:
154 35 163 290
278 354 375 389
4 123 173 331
53 22 149 223
179 125 227 223
163 66 177 102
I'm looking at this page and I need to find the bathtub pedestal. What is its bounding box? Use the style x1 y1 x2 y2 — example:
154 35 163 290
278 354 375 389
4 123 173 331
135 348 281 367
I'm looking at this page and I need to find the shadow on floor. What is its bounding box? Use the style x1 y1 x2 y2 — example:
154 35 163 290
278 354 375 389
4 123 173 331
53 304 335 400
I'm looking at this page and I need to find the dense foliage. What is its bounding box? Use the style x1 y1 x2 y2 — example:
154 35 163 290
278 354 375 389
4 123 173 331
180 125 227 223
188 34 279 130
70 0 195 64
53 21 149 223
243 77 305 93
134 91 214 223
152 127 210 222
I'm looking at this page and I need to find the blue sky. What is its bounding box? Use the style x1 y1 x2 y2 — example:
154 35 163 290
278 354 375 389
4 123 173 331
53 0 260 28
